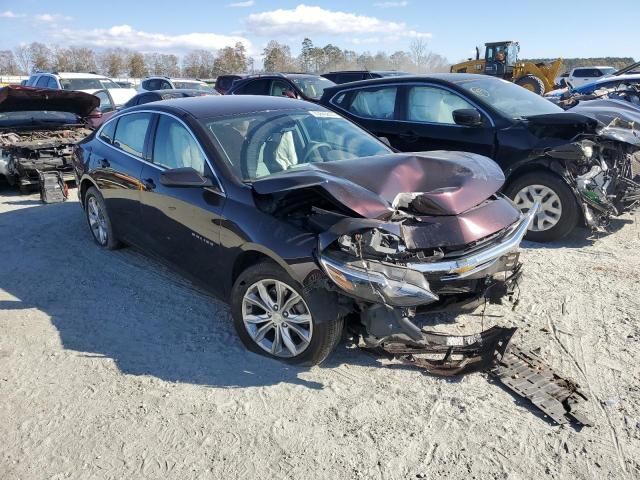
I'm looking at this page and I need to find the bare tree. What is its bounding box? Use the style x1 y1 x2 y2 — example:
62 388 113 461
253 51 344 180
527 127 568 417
28 42 52 72
409 38 428 70
213 42 249 76
182 50 215 78
51 46 72 72
129 52 147 78
98 48 129 77
14 45 31 74
66 47 97 72
0 50 19 75
263 41 295 72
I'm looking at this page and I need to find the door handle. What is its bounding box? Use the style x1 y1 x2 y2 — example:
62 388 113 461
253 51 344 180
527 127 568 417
142 178 156 190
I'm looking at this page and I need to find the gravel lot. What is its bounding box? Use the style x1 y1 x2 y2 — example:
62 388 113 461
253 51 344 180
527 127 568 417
1 185 639 480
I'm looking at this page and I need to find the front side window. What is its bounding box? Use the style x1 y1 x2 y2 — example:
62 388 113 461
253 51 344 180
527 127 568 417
153 115 206 174
573 69 590 78
113 113 152 158
47 77 59 89
207 109 391 181
407 86 474 124
346 87 397 120
270 80 292 97
290 76 334 100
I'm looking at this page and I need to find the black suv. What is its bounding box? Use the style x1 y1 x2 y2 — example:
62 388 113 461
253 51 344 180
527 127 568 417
226 73 335 102
322 70 410 84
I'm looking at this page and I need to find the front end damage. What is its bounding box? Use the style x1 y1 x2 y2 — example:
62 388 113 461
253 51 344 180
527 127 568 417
525 111 640 231
0 129 92 189
546 125 640 231
317 204 536 348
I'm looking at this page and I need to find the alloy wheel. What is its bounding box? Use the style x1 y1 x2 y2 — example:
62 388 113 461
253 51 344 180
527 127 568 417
87 196 108 245
241 279 313 358
513 184 563 232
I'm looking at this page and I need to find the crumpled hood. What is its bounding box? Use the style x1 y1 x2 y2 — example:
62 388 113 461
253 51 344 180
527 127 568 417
252 151 505 219
568 99 640 145
523 112 600 139
0 86 99 116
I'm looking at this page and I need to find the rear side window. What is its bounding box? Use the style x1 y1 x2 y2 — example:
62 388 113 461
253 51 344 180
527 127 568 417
113 113 152 158
36 76 50 87
235 79 270 95
346 87 397 119
142 79 161 90
573 68 600 78
99 119 117 144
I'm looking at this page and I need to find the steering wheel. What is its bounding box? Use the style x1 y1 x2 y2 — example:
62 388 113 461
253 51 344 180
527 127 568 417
302 142 332 164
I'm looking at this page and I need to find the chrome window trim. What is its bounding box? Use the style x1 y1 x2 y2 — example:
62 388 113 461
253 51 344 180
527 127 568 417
95 109 226 194
329 81 496 128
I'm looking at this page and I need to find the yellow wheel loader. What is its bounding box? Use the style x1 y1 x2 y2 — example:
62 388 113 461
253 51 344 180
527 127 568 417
450 41 562 95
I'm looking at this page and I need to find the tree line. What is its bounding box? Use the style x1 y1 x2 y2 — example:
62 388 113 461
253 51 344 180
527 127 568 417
0 38 449 78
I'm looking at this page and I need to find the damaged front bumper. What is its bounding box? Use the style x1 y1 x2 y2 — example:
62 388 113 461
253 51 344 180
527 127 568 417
318 203 537 311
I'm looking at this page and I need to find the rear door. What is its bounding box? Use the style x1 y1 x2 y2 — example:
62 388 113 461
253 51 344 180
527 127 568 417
394 84 496 157
138 113 226 291
91 112 153 243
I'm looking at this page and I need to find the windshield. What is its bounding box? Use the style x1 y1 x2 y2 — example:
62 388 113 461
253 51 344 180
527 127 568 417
601 68 616 76
290 77 335 100
60 78 121 90
173 81 213 92
207 109 391 181
0 111 80 128
457 77 562 119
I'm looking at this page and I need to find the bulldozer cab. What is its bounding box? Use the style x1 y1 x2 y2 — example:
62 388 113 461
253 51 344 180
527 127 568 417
484 41 519 78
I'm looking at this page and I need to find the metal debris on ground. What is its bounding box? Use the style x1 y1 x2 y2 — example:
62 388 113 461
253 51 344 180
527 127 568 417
490 346 593 426
364 326 593 426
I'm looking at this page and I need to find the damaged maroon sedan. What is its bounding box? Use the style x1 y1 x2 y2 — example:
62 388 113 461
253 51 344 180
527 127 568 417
73 96 536 365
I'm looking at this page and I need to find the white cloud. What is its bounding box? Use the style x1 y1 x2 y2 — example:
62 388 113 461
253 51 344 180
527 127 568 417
374 1 409 7
53 24 252 54
0 10 24 18
35 13 72 22
229 0 255 7
245 4 429 39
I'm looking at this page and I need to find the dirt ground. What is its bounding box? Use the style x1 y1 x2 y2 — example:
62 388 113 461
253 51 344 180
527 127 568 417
0 185 639 480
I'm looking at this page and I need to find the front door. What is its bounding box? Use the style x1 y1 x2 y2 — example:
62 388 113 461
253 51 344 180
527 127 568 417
139 114 226 294
394 84 496 158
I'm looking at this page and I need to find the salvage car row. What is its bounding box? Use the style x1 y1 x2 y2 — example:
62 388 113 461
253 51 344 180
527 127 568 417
0 70 639 373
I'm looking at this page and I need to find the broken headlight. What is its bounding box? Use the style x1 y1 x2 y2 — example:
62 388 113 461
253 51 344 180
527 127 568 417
318 255 438 307
337 229 406 258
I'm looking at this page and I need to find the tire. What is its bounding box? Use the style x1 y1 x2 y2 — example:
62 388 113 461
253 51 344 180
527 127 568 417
515 75 546 95
504 171 580 242
19 184 31 195
231 261 344 366
84 186 121 250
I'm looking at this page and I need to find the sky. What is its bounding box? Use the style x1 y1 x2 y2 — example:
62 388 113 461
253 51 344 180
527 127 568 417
0 0 637 62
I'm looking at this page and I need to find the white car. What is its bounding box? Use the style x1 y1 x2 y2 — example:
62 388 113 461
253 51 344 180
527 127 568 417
138 76 213 93
25 72 136 105
566 66 616 87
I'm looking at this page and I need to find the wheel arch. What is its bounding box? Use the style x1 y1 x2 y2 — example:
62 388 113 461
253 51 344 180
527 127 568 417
79 175 99 208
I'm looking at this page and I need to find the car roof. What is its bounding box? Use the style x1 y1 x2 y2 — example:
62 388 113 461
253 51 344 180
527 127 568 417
54 72 110 79
322 73 487 93
573 66 614 70
140 88 212 95
146 76 206 83
130 94 325 119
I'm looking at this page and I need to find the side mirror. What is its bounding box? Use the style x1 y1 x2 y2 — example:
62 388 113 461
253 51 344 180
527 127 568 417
452 108 483 127
378 136 391 147
160 167 213 187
